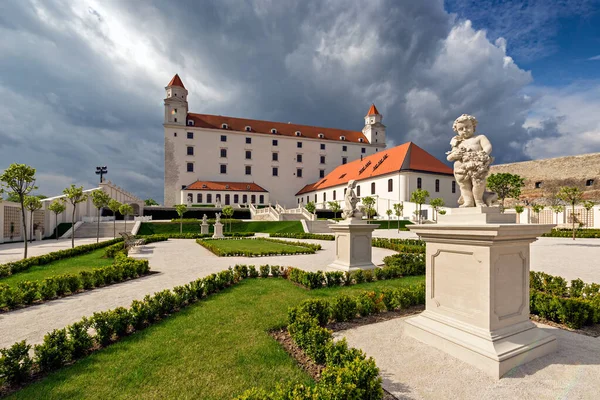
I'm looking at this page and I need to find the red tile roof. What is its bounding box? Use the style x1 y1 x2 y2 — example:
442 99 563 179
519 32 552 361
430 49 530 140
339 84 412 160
186 113 370 144
167 74 186 89
366 104 380 116
185 181 267 192
296 142 453 195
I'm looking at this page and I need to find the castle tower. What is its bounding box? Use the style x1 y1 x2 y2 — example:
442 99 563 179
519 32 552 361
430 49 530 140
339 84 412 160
164 74 188 126
362 104 386 146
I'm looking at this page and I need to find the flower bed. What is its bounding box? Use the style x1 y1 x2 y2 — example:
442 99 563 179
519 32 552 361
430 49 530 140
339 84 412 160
196 238 321 257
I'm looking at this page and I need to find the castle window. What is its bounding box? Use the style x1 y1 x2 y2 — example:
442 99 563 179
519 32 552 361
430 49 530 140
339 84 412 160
245 150 252 160
320 143 326 150
297 154 303 162
272 139 278 146
342 146 347 152
297 168 303 178
187 120 194 126
271 128 277 134
221 123 228 129
371 182 375 194
314 194 317 202
307 196 309 203
187 132 193 139
243 194 247 203
234 194 239 203
246 137 252 144
323 193 326 202
259 195 264 204
586 179 594 186
320 169 325 178
318 133 325 139
174 132 177 137
187 163 194 172
333 190 336 200
295 131 302 136
220 149 227 158
187 194 192 202
535 181 542 189
452 181 456 193
272 152 278 161
388 179 393 192
435 179 440 193
320 156 325 164
272 167 278 176
342 157 347 165
197 194 202 203
361 147 366 153
245 126 252 132
357 185 361 197
245 166 252 175
225 194 230 205
340 136 346 141
359 138 364 143
297 142 302 148
251 195 256 204
417 177 422 189
187 146 194 156
221 135 227 142
220 164 227 174
181 185 186 190
174 118 177 122
207 194 212 203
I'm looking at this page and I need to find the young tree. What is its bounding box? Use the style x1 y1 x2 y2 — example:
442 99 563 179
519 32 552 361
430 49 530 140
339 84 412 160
486 173 525 212
531 203 544 224
24 196 42 243
550 204 564 225
583 200 595 225
410 189 430 224
48 199 66 240
144 198 159 206
327 201 341 219
429 198 445 222
514 205 525 223
361 196 376 219
119 203 134 233
222 205 234 232
393 202 404 232
557 187 584 240
108 199 122 239
305 201 316 214
91 190 111 243
63 185 89 249
385 209 392 229
174 204 188 234
0 164 37 258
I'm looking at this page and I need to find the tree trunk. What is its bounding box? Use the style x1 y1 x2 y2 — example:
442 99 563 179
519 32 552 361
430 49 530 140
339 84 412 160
113 215 116 239
55 213 59 240
124 216 127 233
97 208 100 243
180 219 182 234
30 210 34 243
21 199 28 259
572 204 576 241
71 206 76 249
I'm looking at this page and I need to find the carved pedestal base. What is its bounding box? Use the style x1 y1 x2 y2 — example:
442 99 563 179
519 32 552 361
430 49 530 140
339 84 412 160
200 223 209 235
212 223 224 238
405 208 556 378
328 218 377 272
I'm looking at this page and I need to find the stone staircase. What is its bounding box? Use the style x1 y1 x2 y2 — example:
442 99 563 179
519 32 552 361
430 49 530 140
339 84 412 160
303 220 334 233
70 222 134 238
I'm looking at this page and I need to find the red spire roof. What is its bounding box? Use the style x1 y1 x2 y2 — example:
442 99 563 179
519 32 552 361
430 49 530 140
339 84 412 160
366 104 380 116
167 74 186 89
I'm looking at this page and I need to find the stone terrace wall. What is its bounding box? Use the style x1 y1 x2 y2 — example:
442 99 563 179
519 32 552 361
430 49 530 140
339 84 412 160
490 152 600 203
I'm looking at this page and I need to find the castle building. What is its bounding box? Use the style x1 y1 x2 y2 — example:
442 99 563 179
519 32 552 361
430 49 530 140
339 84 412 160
163 74 387 207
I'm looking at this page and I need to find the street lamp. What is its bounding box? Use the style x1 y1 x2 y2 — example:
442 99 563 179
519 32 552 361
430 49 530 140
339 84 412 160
95 166 108 183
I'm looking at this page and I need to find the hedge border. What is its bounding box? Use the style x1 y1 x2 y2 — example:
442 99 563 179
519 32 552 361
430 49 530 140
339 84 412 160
195 238 321 257
542 228 600 238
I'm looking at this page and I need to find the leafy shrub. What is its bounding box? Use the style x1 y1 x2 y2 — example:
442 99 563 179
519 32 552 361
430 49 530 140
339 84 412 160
296 298 330 326
130 300 151 330
40 278 58 300
0 341 32 385
111 307 132 338
318 356 382 399
17 281 40 305
331 294 357 322
79 271 95 290
363 270 374 283
356 291 381 316
301 271 325 290
92 310 116 346
55 275 71 296
270 265 281 278
383 253 425 276
68 318 93 359
353 270 365 284
66 274 82 293
248 266 259 278
325 271 344 287
269 233 335 241
34 329 73 373
2 286 22 309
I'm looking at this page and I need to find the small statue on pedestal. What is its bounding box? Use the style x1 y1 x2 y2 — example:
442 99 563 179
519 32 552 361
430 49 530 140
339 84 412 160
342 180 360 219
202 214 208 225
215 213 221 224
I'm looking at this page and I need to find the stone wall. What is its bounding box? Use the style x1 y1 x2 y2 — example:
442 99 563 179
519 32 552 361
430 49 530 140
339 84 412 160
490 152 600 203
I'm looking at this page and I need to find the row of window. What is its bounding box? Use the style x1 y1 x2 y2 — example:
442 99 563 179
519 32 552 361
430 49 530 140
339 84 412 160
187 193 264 205
186 162 324 178
535 179 594 188
179 132 366 153
416 178 455 194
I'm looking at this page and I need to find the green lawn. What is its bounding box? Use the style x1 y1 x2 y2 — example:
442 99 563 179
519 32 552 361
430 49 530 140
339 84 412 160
138 221 304 235
199 238 310 256
8 276 424 399
0 248 114 288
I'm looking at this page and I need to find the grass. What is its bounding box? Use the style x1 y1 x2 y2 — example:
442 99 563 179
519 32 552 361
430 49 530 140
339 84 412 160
7 276 424 399
138 221 304 235
198 238 311 256
0 248 114 288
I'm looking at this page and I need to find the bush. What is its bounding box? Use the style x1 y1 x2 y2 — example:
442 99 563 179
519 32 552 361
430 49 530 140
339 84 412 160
269 233 335 241
34 329 73 373
130 299 151 330
325 271 344 287
293 298 330 326
248 266 259 279
68 318 93 359
0 341 32 385
259 265 270 278
383 253 425 276
79 271 95 290
92 310 117 346
353 270 365 284
39 278 58 301
356 291 381 316
17 281 40 305
270 265 281 278
331 294 357 322
301 271 325 290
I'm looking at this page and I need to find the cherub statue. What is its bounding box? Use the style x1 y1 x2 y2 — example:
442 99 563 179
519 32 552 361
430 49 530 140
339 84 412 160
215 213 221 224
342 180 360 219
202 214 208 224
446 114 496 207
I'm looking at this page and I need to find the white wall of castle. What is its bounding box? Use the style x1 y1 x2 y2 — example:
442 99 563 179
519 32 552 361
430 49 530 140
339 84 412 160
164 125 384 208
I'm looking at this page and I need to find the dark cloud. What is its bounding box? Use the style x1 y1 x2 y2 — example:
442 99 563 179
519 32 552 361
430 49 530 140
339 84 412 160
0 0 582 203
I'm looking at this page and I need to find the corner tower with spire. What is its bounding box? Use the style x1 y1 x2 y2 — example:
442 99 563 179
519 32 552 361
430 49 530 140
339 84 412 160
164 74 188 126
362 104 386 147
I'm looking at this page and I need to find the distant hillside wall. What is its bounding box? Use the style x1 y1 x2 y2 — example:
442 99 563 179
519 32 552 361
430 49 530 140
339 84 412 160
490 152 600 203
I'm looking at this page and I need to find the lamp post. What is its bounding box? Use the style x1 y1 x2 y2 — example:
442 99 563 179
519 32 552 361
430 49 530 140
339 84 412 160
95 166 108 183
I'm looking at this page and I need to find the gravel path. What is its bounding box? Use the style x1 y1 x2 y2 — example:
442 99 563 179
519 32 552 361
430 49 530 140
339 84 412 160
335 317 600 400
0 238 396 348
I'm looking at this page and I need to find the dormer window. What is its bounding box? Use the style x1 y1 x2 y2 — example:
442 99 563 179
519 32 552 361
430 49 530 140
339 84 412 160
202 184 207 189
535 181 542 189
340 135 346 141
225 185 230 189
246 185 251 190
271 128 277 134
245 126 252 132
187 120 194 126
318 133 324 139
295 131 302 136
586 179 594 186
358 138 364 143
221 123 228 129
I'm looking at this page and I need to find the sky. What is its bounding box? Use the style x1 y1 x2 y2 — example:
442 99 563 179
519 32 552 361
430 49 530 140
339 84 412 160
0 0 599 203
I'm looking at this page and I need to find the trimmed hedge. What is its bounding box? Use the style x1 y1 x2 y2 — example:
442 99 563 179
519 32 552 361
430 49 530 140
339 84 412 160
529 271 600 328
270 233 335 241
136 232 254 239
0 238 124 278
237 284 426 399
0 254 151 311
196 238 321 257
371 238 425 254
542 228 600 238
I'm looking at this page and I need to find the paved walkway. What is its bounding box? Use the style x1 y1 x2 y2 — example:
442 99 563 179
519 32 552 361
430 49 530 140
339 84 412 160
0 238 114 264
335 317 600 400
0 238 396 348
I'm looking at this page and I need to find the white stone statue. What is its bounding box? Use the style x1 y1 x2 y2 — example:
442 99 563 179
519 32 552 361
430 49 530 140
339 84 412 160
342 180 360 219
215 213 221 224
202 214 208 225
446 114 497 207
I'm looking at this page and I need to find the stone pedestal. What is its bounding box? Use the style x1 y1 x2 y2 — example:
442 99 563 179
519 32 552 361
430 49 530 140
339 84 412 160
212 223 224 238
200 223 209 235
328 217 377 272
35 230 43 241
405 207 557 378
